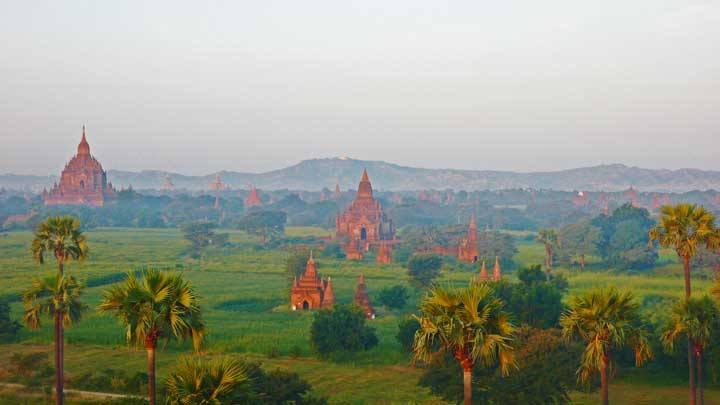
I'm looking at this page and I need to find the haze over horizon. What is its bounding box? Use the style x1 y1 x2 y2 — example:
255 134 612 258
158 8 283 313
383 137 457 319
2 1 719 175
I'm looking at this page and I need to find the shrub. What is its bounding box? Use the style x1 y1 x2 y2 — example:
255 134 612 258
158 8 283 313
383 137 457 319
407 254 443 289
378 285 409 310
310 305 378 358
396 317 420 353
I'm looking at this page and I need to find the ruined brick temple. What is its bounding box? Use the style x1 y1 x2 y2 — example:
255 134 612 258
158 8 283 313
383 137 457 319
43 126 115 206
336 169 395 259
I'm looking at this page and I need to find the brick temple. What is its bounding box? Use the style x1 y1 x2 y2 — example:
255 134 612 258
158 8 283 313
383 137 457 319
245 186 263 207
336 169 395 259
353 273 375 319
457 215 479 263
43 126 115 206
290 251 334 310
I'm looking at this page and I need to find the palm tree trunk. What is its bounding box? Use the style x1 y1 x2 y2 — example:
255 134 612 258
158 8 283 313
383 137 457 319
697 348 704 405
600 355 609 405
57 258 64 405
463 369 472 405
55 313 63 405
682 253 697 405
145 336 157 405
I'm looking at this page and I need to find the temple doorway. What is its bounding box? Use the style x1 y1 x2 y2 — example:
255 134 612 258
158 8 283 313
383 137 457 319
302 301 309 310
79 180 85 189
360 228 367 240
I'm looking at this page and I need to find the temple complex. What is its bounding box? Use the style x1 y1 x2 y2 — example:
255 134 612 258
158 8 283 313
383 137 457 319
290 252 334 310
161 175 174 191
44 126 115 206
353 274 375 319
245 186 263 207
457 215 479 263
210 174 228 191
336 169 395 259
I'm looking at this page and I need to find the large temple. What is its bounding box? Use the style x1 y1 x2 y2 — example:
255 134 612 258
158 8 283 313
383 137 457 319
336 169 395 259
290 251 334 310
457 215 479 263
43 127 115 206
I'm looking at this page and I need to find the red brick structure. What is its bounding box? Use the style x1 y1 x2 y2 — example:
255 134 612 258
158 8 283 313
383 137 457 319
572 191 589 207
245 186 263 207
457 215 479 263
332 183 342 199
290 252 334 310
161 175 174 191
492 256 502 281
210 174 228 191
376 242 392 264
44 127 115 206
625 186 639 207
478 260 489 281
650 193 670 211
353 273 375 319
336 169 395 259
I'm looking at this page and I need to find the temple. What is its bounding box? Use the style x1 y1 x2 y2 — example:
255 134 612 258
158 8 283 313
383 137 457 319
44 126 115 206
245 186 263 207
161 175 174 191
210 174 228 191
332 183 342 199
478 260 489 281
290 251 334 310
336 169 395 259
353 274 375 319
492 256 502 281
457 215 479 263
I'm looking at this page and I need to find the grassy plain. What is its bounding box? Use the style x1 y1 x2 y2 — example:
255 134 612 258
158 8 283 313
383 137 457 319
0 227 718 404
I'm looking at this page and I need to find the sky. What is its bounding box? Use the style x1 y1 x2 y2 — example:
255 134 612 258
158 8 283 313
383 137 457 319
1 1 719 175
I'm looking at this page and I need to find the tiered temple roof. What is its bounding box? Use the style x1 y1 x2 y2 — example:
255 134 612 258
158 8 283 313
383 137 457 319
290 251 333 310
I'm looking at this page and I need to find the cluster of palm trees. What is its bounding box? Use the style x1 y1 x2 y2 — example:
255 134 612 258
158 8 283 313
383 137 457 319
24 216 214 405
413 203 720 405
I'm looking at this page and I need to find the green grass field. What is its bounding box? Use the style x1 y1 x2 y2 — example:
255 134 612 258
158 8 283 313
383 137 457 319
0 227 717 404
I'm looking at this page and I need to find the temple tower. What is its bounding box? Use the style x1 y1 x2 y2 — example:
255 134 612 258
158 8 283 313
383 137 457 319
353 273 375 319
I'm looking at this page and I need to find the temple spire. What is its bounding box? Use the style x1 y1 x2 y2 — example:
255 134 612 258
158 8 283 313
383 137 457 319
479 260 488 281
361 168 369 182
493 256 502 281
78 125 90 155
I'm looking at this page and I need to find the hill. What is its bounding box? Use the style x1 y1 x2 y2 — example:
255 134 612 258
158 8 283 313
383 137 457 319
3 158 720 192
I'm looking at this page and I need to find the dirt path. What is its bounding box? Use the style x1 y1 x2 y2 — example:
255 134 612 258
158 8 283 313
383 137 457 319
0 382 147 400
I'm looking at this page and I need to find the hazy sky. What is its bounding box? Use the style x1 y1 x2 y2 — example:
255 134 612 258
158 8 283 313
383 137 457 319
1 1 719 175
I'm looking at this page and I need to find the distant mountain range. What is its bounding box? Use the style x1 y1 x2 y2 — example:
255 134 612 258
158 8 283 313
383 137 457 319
3 158 720 193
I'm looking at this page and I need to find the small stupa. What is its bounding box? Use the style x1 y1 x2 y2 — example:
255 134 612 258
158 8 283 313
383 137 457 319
353 274 375 319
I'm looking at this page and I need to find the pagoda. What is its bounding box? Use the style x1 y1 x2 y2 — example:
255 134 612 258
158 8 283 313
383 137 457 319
478 260 489 282
210 174 228 191
492 256 502 281
44 126 115 206
336 169 395 259
457 215 479 263
245 186 263 207
290 252 334 310
353 274 375 319
332 183 342 199
161 175 174 191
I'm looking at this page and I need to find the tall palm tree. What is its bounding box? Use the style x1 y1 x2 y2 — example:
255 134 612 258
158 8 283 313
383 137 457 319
30 216 88 405
22 273 87 405
165 356 254 404
413 281 515 405
536 228 558 280
560 287 652 405
649 203 720 405
99 269 207 405
661 296 718 405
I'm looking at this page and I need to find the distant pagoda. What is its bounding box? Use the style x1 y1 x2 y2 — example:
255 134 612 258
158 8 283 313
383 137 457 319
457 215 479 263
353 273 375 319
210 174 228 191
161 175 174 191
44 126 115 206
245 186 263 207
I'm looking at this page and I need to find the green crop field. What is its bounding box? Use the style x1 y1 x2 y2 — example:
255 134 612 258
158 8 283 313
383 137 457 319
0 227 718 404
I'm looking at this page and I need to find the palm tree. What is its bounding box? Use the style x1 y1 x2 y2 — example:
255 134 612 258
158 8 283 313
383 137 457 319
649 203 720 405
30 216 88 405
413 281 515 405
99 269 207 405
560 287 652 405
661 296 718 405
22 273 87 405
165 356 254 404
536 228 558 280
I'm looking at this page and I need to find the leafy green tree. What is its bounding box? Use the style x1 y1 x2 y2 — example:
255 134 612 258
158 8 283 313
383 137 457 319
493 266 564 329
535 228 558 280
0 299 21 342
592 203 657 270
23 273 87 405
557 220 601 270
418 327 583 404
478 230 517 269
309 304 378 359
242 362 327 405
320 243 345 259
661 296 718 405
285 248 312 283
560 287 652 405
181 222 227 252
378 285 409 310
165 356 254 404
396 317 420 353
413 282 515 405
649 203 720 405
99 269 207 405
407 254 443 289
236 211 287 243
31 216 88 275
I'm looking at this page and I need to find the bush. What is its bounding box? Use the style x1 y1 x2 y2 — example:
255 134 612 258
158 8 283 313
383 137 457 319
378 285 409 310
0 300 21 342
289 344 303 358
310 305 379 358
321 243 346 259
407 254 443 289
396 317 420 353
